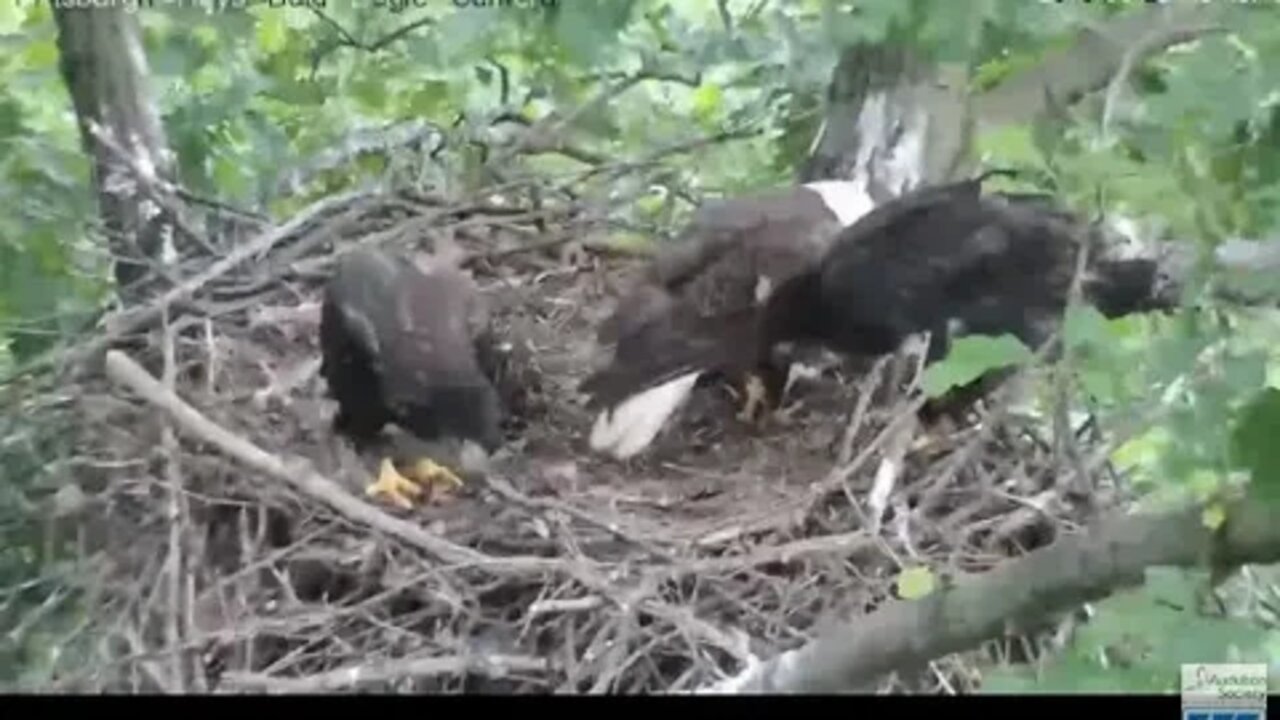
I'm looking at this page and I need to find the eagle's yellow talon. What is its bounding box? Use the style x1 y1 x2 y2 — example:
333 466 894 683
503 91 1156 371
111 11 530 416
736 373 768 424
408 457 465 493
366 457 423 509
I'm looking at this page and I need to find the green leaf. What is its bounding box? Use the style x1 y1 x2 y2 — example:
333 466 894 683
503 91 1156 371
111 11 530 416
553 0 634 64
975 125 1043 171
434 9 493 66
921 334 1034 398
691 83 723 124
0 0 24 36
984 567 1269 693
1224 350 1269 394
404 80 451 118
1111 427 1171 473
255 10 287 55
350 75 388 113
896 566 936 600
21 38 58 69
1230 386 1280 502
1202 502 1227 531
1063 303 1113 352
634 192 666 219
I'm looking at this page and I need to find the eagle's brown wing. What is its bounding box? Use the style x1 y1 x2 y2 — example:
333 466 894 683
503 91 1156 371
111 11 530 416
581 185 849 460
585 208 841 406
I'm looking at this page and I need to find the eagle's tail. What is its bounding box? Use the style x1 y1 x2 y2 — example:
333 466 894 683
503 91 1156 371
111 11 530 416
588 371 701 460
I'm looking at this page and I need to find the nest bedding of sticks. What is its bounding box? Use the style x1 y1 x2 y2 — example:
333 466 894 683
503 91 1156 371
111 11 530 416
24 182 1121 695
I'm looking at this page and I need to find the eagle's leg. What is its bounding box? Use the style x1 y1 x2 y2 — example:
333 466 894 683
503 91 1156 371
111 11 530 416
366 458 425 509
735 372 769 424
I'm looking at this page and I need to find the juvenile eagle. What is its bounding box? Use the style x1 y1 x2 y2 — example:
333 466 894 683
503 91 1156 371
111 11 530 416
580 180 873 460
319 245 507 508
755 174 1182 420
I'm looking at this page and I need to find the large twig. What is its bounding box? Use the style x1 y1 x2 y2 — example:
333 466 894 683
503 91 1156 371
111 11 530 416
160 310 186 692
975 2 1225 132
695 492 1280 693
221 653 550 693
102 350 577 576
7 190 367 387
487 67 719 175
1099 20 1227 144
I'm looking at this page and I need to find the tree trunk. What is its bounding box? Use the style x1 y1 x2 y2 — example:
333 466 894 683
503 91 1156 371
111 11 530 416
800 43 973 192
802 2 1224 195
52 3 178 303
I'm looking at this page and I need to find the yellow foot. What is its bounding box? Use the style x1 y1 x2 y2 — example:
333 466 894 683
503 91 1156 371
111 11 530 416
736 372 769 424
365 456 466 509
405 456 465 500
366 458 423 509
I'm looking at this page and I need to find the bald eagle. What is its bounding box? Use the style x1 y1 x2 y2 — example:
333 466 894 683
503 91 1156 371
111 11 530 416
319 246 509 508
580 180 873 460
755 174 1181 421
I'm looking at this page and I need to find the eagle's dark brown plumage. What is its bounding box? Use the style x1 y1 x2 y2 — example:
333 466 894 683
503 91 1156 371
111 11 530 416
319 246 508 507
580 180 871 460
757 173 1181 424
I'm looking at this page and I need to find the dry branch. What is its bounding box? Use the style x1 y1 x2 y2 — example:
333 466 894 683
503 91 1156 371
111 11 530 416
697 494 1280 693
102 349 576 575
222 653 550 693
974 2 1224 132
7 190 367 387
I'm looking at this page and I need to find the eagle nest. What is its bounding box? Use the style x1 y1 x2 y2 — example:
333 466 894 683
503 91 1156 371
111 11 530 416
10 186 1119 694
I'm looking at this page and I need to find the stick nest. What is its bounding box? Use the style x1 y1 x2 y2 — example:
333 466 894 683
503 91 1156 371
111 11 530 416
13 183 1121 694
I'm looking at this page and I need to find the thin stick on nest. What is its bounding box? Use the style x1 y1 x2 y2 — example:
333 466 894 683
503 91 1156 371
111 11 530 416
221 653 552 693
160 310 188 692
103 349 569 574
865 333 932 534
15 190 368 387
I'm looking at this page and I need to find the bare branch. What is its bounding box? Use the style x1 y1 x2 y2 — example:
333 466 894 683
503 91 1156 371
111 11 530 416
222 653 551 693
697 494 1280 693
102 349 580 576
976 3 1226 132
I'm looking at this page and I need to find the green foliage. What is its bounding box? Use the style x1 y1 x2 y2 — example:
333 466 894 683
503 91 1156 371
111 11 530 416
921 334 1033 398
0 1 103 362
966 3 1280 688
982 568 1277 693
1231 386 1280 504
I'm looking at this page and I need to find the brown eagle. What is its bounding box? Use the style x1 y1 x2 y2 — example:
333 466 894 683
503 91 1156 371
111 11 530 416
580 179 874 460
319 245 511 508
753 174 1182 421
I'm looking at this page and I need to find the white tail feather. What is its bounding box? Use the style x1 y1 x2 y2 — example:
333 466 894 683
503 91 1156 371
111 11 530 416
589 371 701 460
801 180 874 227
